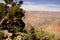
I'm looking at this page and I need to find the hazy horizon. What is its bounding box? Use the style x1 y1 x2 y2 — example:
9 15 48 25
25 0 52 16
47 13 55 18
22 0 60 12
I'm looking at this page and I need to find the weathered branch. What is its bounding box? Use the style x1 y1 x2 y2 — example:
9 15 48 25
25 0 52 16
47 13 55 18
0 13 9 27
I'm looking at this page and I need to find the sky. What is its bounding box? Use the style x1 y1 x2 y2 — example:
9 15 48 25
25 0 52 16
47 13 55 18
0 0 60 12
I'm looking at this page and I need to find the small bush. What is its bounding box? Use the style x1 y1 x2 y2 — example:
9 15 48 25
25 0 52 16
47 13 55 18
23 27 56 40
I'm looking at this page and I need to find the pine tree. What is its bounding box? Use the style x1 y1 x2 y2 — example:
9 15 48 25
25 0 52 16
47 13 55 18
0 0 25 39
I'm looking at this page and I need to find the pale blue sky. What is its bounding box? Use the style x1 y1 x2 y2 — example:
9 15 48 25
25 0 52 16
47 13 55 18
22 0 60 12
0 0 60 12
23 0 60 5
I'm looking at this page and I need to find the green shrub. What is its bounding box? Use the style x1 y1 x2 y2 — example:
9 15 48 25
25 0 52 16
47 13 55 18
35 29 55 40
23 27 56 40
